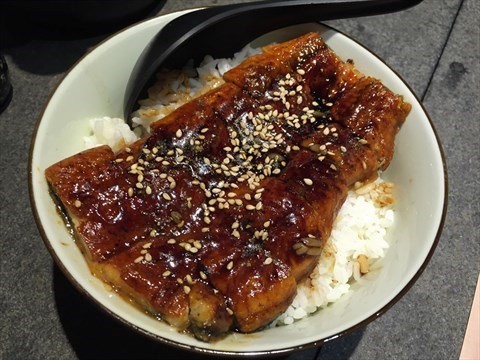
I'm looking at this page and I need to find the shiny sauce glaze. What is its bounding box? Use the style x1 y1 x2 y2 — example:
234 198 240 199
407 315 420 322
45 33 410 340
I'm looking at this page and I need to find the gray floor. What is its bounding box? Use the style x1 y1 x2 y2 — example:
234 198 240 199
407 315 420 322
1 0 478 359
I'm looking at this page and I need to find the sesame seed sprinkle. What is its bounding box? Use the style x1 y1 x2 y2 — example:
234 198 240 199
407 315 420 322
105 61 364 273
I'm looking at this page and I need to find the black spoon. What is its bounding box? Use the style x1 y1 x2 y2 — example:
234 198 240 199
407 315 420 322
124 0 423 119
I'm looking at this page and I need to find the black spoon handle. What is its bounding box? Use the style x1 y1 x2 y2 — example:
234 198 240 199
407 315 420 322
125 0 423 118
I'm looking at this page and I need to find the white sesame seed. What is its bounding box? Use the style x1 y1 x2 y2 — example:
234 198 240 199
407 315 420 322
303 178 313 186
263 257 273 265
74 200 82 208
193 240 202 249
227 261 234 270
176 129 183 138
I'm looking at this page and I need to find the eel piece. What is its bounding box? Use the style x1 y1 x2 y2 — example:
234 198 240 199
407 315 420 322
45 33 410 340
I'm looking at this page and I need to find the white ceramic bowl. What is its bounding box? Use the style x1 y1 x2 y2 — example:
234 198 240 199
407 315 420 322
29 10 447 356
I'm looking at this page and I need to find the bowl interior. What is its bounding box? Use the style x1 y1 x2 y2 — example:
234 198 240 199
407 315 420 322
30 12 446 355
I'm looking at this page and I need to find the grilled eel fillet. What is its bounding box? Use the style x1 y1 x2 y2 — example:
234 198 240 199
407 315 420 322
45 33 410 341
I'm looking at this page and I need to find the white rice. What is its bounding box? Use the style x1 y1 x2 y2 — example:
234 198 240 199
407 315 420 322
271 183 394 326
84 117 140 152
84 45 261 149
83 47 395 327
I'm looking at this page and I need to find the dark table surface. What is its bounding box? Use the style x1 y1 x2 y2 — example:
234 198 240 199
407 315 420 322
1 0 478 359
